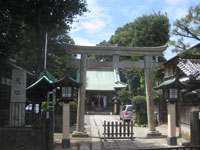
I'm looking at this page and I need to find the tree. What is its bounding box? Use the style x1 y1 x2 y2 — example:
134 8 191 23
120 68 140 95
171 4 200 52
110 12 170 47
132 96 147 125
110 23 135 47
16 34 76 79
0 0 87 64
107 12 170 95
116 88 132 105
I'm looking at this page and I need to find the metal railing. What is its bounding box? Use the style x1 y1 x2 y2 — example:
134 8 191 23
0 102 42 128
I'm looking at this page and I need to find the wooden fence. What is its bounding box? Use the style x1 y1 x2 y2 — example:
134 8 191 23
103 121 134 141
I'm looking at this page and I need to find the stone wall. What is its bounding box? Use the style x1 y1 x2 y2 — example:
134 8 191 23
180 123 190 141
180 104 200 141
0 128 45 150
0 111 54 150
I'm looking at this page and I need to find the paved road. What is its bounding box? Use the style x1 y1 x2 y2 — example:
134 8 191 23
87 115 168 150
55 115 187 150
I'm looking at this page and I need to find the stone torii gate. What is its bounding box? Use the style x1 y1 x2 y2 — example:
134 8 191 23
65 44 167 137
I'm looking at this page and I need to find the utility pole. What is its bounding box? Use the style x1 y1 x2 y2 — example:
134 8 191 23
44 32 48 70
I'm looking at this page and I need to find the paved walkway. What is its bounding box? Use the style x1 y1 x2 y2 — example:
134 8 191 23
54 115 188 150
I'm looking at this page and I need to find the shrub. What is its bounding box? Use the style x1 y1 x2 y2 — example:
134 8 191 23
117 88 132 105
69 101 77 111
41 101 53 111
69 101 77 126
132 96 147 125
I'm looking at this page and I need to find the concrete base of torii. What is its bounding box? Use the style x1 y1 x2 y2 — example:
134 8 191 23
146 130 162 137
72 131 89 137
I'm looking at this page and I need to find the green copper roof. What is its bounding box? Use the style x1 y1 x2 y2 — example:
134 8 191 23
77 68 127 91
38 70 57 82
26 70 56 90
154 77 176 89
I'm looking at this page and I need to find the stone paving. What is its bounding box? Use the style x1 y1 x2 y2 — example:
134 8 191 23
54 115 188 150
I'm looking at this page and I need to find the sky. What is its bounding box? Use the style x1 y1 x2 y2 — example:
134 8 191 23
69 0 199 60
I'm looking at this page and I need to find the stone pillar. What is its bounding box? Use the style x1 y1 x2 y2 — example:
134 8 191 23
144 55 161 137
190 111 200 145
167 103 177 145
73 54 88 137
114 99 118 114
62 102 70 148
10 69 26 127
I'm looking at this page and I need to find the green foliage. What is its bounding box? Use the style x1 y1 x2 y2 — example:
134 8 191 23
110 23 135 46
0 0 88 76
133 12 170 47
70 101 77 126
116 88 132 105
41 101 53 111
98 12 170 96
132 96 147 125
109 12 170 47
179 48 200 57
88 40 113 62
120 69 140 95
96 40 111 46
171 4 200 52
69 101 77 111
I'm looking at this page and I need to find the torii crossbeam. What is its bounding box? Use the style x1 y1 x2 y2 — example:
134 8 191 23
65 44 167 137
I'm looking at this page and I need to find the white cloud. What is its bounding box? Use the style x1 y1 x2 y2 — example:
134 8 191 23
163 0 199 22
69 0 199 55
69 0 115 46
163 6 188 21
73 37 97 46
70 0 112 35
120 5 148 21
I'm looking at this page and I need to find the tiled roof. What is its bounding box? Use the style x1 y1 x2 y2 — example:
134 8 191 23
154 76 176 89
77 68 127 91
177 59 200 80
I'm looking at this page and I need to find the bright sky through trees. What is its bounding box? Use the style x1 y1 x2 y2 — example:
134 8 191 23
69 0 199 60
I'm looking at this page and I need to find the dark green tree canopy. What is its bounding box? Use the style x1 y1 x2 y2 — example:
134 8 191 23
110 12 170 47
0 0 88 81
0 0 87 61
133 13 170 47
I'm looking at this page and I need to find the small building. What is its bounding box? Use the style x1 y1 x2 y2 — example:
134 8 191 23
77 68 127 113
155 53 200 141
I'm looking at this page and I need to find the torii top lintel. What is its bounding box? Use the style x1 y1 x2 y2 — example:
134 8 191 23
65 44 167 56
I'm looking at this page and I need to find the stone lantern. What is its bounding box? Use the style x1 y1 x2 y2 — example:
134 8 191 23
52 74 82 149
155 75 183 145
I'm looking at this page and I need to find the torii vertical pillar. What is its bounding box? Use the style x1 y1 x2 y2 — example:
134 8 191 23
144 55 161 137
73 54 88 137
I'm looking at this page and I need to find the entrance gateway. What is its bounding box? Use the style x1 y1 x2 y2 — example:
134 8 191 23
65 44 167 137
